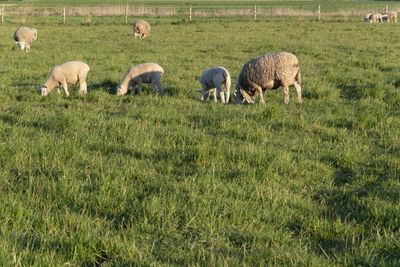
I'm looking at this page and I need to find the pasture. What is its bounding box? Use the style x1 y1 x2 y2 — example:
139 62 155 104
1 11 400 265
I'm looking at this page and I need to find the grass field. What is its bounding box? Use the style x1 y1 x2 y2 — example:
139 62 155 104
1 13 400 265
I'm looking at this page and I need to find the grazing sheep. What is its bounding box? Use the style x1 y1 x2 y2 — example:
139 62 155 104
198 67 231 104
382 14 389 22
132 20 151 38
14 27 37 53
234 52 302 105
385 11 397 22
370 13 383 23
364 13 373 22
40 61 90 97
116 63 164 96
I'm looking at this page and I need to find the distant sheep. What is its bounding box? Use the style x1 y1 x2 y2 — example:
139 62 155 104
370 13 383 23
40 61 90 97
234 52 302 105
116 63 164 96
198 67 231 104
364 13 373 22
385 11 397 22
132 20 151 38
14 27 37 53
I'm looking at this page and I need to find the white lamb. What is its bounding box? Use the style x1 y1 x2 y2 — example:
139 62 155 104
198 67 231 104
116 63 164 96
14 27 37 53
40 61 90 97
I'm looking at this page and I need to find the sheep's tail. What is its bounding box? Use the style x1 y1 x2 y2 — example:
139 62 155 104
295 66 301 85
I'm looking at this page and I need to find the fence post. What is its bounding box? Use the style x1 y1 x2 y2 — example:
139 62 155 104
189 6 192 22
125 4 128 24
63 6 66 24
1 5 4 23
254 5 257 21
317 4 320 21
385 5 388 13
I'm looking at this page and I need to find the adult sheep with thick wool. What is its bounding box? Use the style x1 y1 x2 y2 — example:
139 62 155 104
116 63 164 96
234 52 302 105
198 67 231 104
132 20 151 38
40 61 90 97
14 27 37 53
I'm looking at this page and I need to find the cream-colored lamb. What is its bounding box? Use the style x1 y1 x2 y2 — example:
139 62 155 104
116 63 164 96
234 52 302 105
14 27 37 53
132 20 151 38
40 61 90 97
198 67 231 104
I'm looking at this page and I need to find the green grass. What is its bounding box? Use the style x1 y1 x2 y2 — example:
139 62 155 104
1 14 400 265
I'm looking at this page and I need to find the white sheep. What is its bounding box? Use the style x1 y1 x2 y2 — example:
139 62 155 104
40 61 90 97
198 67 231 104
116 63 164 96
369 13 383 23
132 20 151 39
14 27 37 53
234 52 302 105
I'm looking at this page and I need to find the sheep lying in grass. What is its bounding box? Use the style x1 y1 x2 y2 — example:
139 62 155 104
370 13 383 23
40 61 90 97
234 52 302 105
116 63 164 96
14 27 37 53
198 67 231 104
132 20 151 38
364 13 373 22
385 11 397 22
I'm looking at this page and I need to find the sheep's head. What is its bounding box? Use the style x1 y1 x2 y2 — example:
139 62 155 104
17 42 26 50
40 85 49 96
234 85 255 104
116 85 127 96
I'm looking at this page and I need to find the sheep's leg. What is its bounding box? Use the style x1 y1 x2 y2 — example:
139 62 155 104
283 86 289 105
294 82 302 103
216 84 225 104
157 80 164 95
225 84 230 104
79 81 87 95
137 79 143 94
62 82 70 97
151 79 158 94
131 84 136 95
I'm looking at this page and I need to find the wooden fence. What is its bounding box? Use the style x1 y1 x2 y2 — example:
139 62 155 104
2 3 400 24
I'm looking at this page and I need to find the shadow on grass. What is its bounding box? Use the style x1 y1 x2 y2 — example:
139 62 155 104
90 79 119 94
338 84 362 100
